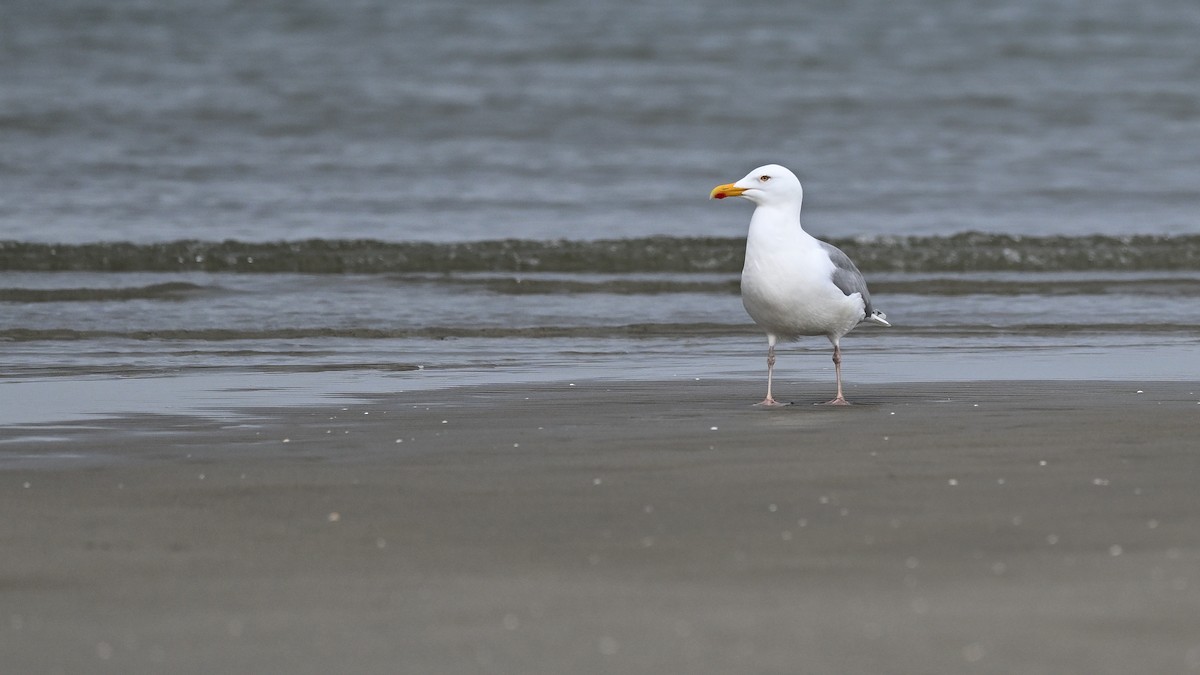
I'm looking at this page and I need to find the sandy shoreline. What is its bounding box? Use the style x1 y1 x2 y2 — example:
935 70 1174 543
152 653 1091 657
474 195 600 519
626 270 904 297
3 378 1200 674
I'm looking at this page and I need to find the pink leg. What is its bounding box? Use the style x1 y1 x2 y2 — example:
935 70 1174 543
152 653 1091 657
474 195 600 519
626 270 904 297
755 338 786 407
819 343 850 406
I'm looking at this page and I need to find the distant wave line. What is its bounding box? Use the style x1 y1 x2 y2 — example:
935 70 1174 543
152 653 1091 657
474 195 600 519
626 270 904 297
3 322 1197 343
0 282 217 303
6 276 1200 304
3 233 1200 273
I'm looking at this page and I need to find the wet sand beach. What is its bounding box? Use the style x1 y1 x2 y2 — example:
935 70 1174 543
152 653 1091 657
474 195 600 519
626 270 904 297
3 378 1199 674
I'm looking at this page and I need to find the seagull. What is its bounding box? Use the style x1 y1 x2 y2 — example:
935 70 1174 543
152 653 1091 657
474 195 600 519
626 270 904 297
711 164 890 406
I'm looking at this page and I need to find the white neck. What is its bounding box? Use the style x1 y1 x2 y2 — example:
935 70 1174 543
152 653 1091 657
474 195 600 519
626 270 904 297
747 201 809 247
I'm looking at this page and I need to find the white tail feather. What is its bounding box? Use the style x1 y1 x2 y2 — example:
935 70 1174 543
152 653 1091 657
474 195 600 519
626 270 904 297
866 311 891 327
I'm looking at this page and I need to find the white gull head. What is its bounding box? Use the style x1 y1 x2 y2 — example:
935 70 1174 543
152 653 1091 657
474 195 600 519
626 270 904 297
709 163 803 211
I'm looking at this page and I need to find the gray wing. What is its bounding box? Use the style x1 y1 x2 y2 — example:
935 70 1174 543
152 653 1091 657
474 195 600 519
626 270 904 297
818 240 874 315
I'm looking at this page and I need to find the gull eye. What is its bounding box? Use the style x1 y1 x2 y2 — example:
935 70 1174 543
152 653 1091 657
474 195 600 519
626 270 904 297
758 175 771 182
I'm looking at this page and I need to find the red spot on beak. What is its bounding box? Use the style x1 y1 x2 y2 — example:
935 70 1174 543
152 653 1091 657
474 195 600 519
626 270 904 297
710 183 742 200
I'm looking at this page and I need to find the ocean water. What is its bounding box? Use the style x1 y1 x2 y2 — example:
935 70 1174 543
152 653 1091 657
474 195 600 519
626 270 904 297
2 0 1199 424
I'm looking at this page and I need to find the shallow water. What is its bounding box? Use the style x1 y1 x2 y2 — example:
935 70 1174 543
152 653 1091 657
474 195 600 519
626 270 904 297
4 265 1200 425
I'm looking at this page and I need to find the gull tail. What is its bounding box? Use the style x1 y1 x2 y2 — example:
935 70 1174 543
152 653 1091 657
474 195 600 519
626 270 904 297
866 310 891 327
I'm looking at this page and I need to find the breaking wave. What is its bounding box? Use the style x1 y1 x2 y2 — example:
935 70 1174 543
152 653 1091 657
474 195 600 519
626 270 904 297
3 233 1200 274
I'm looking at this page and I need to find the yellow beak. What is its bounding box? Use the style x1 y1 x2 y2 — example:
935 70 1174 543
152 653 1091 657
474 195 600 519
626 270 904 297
710 183 746 200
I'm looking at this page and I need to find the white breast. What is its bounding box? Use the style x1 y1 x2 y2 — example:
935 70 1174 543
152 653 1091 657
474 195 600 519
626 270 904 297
740 217 866 341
